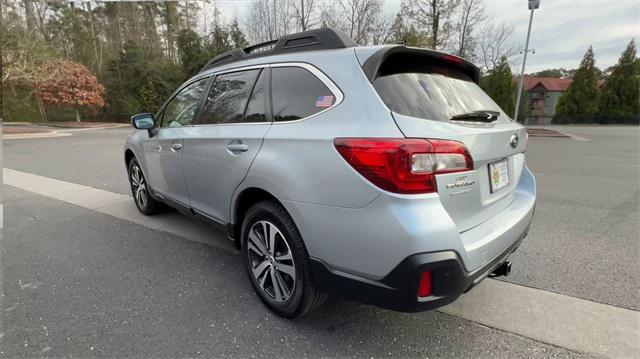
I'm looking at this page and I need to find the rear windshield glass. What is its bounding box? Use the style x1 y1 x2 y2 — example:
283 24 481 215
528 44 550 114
372 64 505 122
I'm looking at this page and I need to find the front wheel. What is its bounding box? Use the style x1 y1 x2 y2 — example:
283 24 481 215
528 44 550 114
241 201 328 318
128 158 164 215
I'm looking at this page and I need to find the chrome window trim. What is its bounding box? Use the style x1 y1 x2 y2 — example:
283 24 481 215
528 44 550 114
206 64 268 76
191 62 343 127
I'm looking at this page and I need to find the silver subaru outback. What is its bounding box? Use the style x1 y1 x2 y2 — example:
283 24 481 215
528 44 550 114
124 28 536 318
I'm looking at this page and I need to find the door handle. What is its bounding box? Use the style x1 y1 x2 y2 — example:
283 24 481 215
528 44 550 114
170 143 183 151
226 143 249 152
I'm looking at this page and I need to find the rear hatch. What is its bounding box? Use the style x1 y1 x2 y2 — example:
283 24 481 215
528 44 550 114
362 47 527 232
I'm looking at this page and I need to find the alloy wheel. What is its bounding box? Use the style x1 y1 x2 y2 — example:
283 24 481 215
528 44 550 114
130 164 147 209
247 220 296 302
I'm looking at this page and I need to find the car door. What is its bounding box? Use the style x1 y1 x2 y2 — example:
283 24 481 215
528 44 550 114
143 77 210 206
182 67 271 223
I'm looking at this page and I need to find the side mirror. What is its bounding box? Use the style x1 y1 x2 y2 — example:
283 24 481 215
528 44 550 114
131 113 155 130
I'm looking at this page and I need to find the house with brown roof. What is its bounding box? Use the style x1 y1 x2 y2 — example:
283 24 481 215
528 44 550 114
522 77 572 124
521 76 604 124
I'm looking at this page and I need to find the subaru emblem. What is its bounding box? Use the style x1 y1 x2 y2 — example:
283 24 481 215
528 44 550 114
510 134 519 149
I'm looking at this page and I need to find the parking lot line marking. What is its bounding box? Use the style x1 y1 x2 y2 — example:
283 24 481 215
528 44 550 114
2 168 236 253
4 167 639 358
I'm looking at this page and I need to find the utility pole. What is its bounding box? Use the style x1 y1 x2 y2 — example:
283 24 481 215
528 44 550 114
514 0 540 124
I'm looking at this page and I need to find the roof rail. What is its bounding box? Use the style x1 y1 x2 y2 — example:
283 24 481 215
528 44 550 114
200 28 356 72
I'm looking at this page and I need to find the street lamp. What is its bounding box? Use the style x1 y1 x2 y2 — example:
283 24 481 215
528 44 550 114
514 0 540 124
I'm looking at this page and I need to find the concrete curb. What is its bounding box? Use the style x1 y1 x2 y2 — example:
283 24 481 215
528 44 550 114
3 131 72 140
527 128 571 138
42 123 129 130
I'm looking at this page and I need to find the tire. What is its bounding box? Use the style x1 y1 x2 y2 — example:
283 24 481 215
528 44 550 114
241 200 328 318
127 158 164 215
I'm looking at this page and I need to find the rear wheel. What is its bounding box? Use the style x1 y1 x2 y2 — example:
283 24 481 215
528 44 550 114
241 201 328 318
128 158 164 215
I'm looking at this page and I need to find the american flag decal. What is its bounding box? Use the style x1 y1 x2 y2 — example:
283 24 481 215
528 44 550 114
315 95 335 108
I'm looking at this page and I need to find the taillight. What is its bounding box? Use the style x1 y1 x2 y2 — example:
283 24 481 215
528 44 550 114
417 270 432 297
334 138 473 194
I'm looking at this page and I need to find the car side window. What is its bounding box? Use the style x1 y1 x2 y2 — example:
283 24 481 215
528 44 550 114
160 77 209 128
271 67 335 122
200 69 260 125
243 69 268 123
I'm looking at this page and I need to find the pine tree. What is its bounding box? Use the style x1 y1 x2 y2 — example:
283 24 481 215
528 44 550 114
481 56 516 117
555 46 599 120
176 29 208 77
599 40 640 117
229 19 249 49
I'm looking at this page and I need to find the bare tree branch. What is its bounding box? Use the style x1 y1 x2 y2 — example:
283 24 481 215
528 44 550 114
321 0 383 45
479 21 519 72
453 0 484 60
403 0 460 50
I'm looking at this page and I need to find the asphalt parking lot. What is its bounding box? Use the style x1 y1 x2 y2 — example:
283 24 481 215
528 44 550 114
2 125 639 358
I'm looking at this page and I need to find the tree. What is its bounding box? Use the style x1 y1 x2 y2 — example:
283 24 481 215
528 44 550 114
530 68 571 78
47 2 104 74
555 46 600 119
35 59 105 122
291 0 318 32
207 24 232 56
478 22 518 72
454 0 484 60
388 12 429 47
369 9 392 45
403 0 460 50
176 29 209 77
2 0 60 121
104 42 182 116
229 18 249 48
245 0 295 43
321 0 383 45
599 40 640 117
480 56 516 117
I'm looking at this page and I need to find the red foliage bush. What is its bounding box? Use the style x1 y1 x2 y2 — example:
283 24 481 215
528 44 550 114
35 59 105 109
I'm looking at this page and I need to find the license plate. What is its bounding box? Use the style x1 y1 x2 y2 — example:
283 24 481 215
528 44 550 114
489 159 509 193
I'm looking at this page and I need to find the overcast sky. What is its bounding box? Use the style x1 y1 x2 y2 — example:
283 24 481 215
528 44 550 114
217 0 639 73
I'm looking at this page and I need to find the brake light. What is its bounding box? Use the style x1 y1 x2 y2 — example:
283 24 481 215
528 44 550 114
417 270 432 297
334 138 473 194
441 54 464 65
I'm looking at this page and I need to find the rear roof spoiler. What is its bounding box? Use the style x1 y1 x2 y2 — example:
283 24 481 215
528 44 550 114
361 45 481 84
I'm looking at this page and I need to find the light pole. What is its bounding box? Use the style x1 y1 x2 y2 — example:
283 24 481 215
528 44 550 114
514 0 540 124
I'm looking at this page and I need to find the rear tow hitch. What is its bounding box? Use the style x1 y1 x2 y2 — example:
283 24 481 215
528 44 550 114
489 261 512 278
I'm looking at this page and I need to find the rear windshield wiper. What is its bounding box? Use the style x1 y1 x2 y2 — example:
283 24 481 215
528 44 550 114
450 110 500 123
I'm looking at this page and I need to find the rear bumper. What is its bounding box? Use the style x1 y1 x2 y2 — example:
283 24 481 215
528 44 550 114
310 224 529 312
283 164 536 280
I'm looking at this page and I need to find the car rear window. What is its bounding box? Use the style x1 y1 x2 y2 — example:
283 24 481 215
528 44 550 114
372 63 505 122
